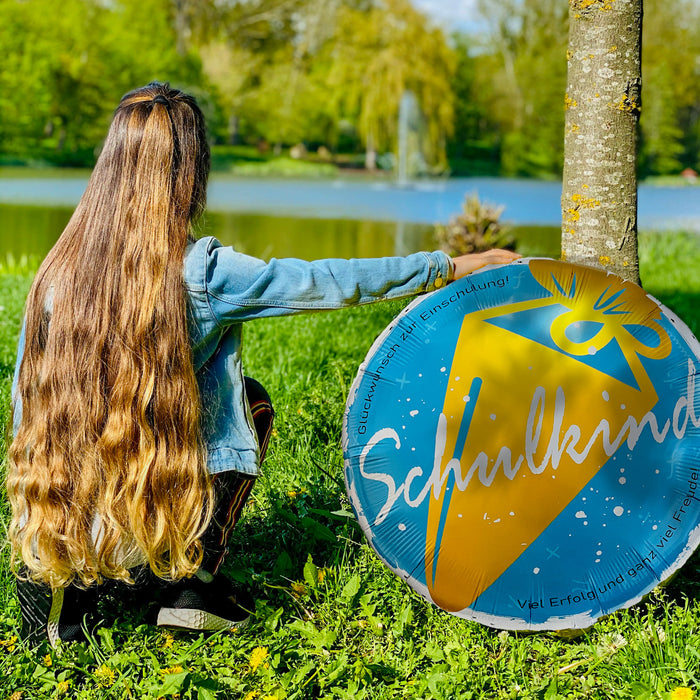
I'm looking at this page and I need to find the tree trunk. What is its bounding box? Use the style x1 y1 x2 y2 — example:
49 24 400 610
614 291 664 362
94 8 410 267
228 114 239 146
561 0 642 284
173 0 190 57
365 130 377 171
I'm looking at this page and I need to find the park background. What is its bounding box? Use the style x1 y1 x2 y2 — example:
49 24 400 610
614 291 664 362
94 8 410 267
1 1 700 699
1 0 700 180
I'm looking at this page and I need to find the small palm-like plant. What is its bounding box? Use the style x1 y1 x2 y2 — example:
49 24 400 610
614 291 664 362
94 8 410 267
435 193 514 255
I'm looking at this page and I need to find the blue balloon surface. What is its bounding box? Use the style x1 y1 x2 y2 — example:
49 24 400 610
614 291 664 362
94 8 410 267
343 259 700 629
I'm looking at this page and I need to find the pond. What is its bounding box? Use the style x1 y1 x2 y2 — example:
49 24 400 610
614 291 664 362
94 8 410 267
1 172 698 262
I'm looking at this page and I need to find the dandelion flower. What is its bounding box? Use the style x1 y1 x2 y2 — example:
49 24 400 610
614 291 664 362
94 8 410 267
43 654 52 667
57 680 70 694
291 581 307 597
0 635 18 652
671 688 694 700
249 646 269 672
244 692 259 700
160 665 184 675
94 665 116 688
317 568 327 583
161 631 175 649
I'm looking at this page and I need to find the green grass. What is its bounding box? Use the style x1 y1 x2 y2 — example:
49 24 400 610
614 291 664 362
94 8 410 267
227 158 338 178
210 146 339 178
0 233 699 699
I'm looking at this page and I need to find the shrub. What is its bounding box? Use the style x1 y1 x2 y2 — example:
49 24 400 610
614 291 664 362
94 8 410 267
434 192 515 255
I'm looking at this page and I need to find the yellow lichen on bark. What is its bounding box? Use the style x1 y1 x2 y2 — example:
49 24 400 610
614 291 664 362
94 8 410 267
612 94 639 113
564 193 601 225
572 193 601 208
570 0 615 12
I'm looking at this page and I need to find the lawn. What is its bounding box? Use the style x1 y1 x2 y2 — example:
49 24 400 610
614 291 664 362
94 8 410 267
0 232 699 699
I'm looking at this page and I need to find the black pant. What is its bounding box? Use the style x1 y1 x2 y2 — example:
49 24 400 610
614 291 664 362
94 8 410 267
16 377 274 640
200 377 274 573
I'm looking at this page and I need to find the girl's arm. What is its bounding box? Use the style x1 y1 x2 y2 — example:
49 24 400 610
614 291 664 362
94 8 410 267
188 237 520 325
452 249 521 279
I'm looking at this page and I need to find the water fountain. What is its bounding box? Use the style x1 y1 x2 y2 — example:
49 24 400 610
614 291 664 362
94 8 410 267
394 90 431 254
396 90 427 187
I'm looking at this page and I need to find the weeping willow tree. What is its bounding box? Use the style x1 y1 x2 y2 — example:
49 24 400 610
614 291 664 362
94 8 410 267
562 0 643 284
328 0 456 171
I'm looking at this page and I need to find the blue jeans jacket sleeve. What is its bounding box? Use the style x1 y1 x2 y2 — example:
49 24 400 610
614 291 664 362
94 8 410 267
193 237 452 324
182 237 452 475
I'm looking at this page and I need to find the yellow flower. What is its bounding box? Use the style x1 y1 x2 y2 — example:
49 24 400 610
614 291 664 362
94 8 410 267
317 568 327 583
291 581 307 597
94 665 116 688
57 680 70 693
243 692 259 700
43 654 52 667
671 689 694 700
249 646 269 672
161 631 175 649
160 665 184 675
0 635 18 652
8 692 23 700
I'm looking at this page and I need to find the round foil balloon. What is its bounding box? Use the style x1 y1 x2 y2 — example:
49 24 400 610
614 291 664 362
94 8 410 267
342 259 700 630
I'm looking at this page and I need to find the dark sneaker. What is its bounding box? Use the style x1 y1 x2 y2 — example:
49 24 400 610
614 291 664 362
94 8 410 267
16 577 98 647
156 574 253 631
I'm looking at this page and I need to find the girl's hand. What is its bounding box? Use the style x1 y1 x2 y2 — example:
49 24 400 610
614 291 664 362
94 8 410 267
451 249 521 280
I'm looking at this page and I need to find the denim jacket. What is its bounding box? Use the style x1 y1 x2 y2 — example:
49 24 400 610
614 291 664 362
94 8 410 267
13 236 452 476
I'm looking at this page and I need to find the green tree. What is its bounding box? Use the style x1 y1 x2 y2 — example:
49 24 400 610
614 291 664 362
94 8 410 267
0 0 200 165
328 0 456 170
474 0 569 177
447 35 501 176
640 0 700 175
198 0 330 147
640 62 684 176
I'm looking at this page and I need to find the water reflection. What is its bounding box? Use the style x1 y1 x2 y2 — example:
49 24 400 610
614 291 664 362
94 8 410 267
203 212 433 260
0 202 560 264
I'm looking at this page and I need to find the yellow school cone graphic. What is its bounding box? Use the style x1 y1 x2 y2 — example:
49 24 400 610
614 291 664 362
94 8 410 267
425 261 672 612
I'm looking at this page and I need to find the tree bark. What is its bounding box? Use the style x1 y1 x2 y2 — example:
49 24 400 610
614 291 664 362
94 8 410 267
173 0 191 57
562 0 642 284
228 114 239 146
365 131 377 171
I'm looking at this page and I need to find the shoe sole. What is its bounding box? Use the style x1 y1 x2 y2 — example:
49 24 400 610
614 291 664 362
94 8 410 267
156 607 250 631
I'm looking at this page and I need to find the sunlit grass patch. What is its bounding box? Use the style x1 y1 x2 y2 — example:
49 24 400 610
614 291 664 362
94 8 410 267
0 232 698 698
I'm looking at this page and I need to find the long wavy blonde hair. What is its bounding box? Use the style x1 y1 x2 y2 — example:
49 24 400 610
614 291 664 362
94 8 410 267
7 82 214 588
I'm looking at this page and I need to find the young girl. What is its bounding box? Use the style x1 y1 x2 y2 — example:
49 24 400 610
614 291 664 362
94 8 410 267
7 82 519 646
